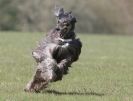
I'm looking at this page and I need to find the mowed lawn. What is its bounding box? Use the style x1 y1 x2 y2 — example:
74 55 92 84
0 32 133 101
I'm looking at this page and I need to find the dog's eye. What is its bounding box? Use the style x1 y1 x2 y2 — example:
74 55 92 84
66 23 70 26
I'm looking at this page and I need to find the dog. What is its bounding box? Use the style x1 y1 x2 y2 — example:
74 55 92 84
24 8 82 93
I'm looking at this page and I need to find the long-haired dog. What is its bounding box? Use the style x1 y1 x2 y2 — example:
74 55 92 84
24 8 82 92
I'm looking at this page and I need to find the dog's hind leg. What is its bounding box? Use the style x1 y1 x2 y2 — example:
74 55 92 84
24 68 49 93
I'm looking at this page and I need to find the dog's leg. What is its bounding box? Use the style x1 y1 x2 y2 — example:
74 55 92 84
25 44 59 92
57 58 72 74
24 68 49 93
53 58 72 82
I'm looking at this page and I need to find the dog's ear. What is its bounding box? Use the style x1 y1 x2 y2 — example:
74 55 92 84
72 17 77 23
54 7 64 18
68 12 77 23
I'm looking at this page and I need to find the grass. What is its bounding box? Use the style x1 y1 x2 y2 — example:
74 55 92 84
0 32 133 101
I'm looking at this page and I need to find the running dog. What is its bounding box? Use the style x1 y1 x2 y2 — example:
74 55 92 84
24 8 82 92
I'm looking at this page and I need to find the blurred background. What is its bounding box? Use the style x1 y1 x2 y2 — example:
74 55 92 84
0 0 133 34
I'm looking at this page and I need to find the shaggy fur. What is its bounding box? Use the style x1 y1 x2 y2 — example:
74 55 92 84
24 8 82 92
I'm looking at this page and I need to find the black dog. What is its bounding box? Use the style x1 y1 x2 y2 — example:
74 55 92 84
24 8 82 92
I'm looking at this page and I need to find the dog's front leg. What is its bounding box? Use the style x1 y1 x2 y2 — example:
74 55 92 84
53 58 72 81
57 57 72 75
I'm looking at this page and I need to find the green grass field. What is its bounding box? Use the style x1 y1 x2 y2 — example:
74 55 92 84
0 32 133 101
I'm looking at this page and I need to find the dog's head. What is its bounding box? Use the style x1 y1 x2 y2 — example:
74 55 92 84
54 8 76 38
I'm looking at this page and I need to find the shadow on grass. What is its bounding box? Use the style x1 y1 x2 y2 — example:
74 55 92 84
43 89 105 96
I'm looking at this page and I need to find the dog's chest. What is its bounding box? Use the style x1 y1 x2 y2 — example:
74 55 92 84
53 44 71 63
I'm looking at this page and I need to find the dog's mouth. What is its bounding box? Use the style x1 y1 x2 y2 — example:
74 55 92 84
56 27 69 38
58 25 71 38
61 27 68 33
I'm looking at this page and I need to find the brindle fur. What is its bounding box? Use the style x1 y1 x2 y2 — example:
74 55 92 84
24 8 82 93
